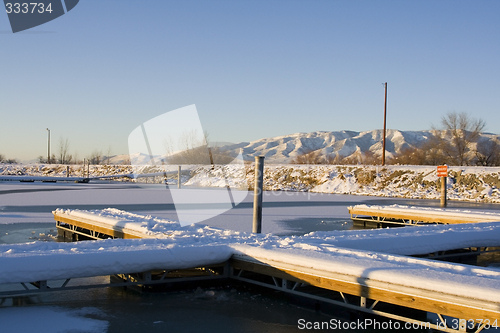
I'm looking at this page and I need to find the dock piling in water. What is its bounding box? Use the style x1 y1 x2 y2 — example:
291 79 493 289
252 156 264 233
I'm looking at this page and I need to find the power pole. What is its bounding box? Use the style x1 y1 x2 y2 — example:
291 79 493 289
382 82 387 166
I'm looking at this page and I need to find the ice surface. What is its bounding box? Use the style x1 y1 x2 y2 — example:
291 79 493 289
0 307 108 333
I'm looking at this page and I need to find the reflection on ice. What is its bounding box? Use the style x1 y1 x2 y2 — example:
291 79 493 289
0 306 108 333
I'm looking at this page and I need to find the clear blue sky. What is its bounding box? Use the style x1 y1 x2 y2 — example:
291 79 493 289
1 0 499 161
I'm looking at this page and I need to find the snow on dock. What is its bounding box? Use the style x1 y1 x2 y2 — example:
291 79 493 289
230 245 500 314
53 208 182 239
348 204 500 225
295 221 500 256
1 208 500 331
3 213 500 301
0 239 233 285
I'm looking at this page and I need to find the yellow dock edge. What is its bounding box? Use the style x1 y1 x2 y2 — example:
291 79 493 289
53 211 145 239
231 256 500 323
348 205 500 224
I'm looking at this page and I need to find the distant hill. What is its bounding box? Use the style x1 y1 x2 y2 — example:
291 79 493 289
218 129 500 163
102 129 500 165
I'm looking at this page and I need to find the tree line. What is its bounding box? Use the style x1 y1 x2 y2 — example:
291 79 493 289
36 137 118 165
0 154 17 164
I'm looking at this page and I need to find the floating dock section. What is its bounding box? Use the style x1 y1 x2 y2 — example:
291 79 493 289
54 209 150 241
230 245 500 332
348 204 500 227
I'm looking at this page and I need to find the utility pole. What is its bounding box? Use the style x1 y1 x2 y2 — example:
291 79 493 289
382 82 387 166
46 128 51 164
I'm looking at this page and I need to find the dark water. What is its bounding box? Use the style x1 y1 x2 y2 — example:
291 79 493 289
278 217 353 235
0 223 57 244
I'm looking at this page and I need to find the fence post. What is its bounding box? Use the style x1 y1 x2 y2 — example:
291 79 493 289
440 176 447 208
178 165 182 189
252 156 265 233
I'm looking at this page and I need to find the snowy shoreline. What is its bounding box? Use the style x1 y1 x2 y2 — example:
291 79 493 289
2 163 500 203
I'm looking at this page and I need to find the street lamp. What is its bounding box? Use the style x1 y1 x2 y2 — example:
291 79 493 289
46 128 51 164
382 82 387 166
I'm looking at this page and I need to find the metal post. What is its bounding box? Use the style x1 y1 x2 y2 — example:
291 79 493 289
252 156 265 233
440 176 447 207
46 128 51 164
66 165 69 177
178 165 182 189
382 82 387 166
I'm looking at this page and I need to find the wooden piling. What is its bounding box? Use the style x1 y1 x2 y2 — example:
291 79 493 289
252 156 264 233
440 176 447 208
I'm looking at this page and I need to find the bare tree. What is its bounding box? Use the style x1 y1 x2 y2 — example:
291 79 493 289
166 130 234 165
433 112 486 166
0 154 17 164
58 137 73 164
291 150 325 164
475 138 500 166
122 155 131 165
388 133 447 165
339 151 379 165
104 146 113 165
325 153 345 165
88 150 102 165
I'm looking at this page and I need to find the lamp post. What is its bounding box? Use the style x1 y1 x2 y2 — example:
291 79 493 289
46 128 51 164
382 82 387 166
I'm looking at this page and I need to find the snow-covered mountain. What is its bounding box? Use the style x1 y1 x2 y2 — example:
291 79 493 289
219 129 499 163
102 129 500 165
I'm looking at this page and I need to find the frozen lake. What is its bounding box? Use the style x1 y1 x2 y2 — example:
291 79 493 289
1 181 500 332
2 181 499 233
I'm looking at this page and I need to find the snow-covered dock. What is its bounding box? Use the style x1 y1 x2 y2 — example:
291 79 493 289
1 208 500 332
54 209 160 240
349 204 500 226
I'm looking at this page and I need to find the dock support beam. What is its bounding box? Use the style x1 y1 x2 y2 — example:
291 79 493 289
252 156 264 233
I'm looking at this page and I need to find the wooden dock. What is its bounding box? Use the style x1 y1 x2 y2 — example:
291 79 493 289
54 210 149 241
348 204 500 227
230 247 500 333
2 209 500 333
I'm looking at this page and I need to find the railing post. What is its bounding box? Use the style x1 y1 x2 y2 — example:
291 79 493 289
252 156 264 233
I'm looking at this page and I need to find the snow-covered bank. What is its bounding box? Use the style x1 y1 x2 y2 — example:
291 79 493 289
3 163 500 203
189 164 500 203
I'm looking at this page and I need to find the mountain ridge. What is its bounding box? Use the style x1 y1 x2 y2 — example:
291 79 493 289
101 129 500 165
220 129 436 163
